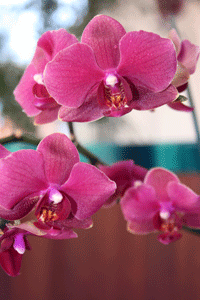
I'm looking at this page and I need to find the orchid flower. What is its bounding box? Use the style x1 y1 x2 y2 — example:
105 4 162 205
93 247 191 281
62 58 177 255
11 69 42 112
0 134 116 238
99 160 147 206
121 168 200 244
14 29 78 124
44 15 178 122
168 29 200 112
0 227 31 276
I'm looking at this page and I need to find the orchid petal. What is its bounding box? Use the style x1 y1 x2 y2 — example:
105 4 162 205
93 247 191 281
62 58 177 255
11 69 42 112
182 213 200 228
58 85 104 122
177 82 188 93
0 150 47 209
168 101 193 112
34 105 60 125
0 193 39 220
104 106 133 117
117 31 177 92
56 217 93 229
13 64 41 116
81 14 126 69
31 46 49 74
0 248 22 276
0 145 10 159
168 182 200 212
62 162 116 220
130 84 178 110
144 168 179 201
37 133 79 185
121 185 159 221
99 160 147 203
44 43 104 107
168 29 181 55
178 40 200 74
158 231 182 245
11 222 47 236
127 219 155 234
171 62 190 87
39 227 77 239
34 29 78 67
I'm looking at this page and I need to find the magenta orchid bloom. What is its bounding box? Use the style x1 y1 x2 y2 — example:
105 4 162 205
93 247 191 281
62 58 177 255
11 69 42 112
121 167 200 245
0 227 31 276
168 29 200 112
99 160 147 206
14 29 78 124
44 15 178 122
0 134 116 238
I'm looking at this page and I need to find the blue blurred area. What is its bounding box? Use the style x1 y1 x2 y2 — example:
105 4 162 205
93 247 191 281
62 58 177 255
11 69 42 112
4 141 200 172
4 142 37 151
87 143 200 172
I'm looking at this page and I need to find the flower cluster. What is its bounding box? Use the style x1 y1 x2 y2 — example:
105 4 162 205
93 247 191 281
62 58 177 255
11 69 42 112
15 15 200 124
0 14 199 276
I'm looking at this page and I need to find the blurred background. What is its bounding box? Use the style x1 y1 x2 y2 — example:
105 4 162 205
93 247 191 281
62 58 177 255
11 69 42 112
1 0 200 299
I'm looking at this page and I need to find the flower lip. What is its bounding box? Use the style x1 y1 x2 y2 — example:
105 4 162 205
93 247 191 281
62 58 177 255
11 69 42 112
35 188 72 224
99 74 132 113
32 82 58 111
13 233 26 255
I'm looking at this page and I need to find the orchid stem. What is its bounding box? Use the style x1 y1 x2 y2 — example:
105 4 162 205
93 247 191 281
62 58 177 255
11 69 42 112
68 122 105 166
183 226 200 237
0 133 41 146
187 84 200 146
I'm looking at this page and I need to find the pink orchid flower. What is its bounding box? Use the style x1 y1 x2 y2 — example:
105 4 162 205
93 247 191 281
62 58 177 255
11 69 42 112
0 134 116 238
44 15 178 122
168 29 200 112
0 227 31 276
14 29 78 124
121 168 200 245
99 160 147 206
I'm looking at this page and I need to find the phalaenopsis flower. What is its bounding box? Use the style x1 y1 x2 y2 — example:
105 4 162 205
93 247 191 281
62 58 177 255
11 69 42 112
44 15 178 122
169 29 200 112
14 29 78 124
0 134 116 238
121 167 200 244
99 160 147 206
0 227 31 276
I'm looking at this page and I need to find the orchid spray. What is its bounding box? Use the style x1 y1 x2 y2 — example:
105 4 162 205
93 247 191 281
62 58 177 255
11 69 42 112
0 14 200 276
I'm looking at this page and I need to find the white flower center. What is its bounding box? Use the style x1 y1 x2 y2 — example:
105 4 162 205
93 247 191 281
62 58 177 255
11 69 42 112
133 180 142 188
49 189 63 204
160 210 170 220
105 74 118 87
33 74 44 85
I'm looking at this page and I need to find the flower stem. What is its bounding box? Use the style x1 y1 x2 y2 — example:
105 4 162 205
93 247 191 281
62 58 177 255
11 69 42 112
183 226 200 237
0 133 41 146
68 122 105 166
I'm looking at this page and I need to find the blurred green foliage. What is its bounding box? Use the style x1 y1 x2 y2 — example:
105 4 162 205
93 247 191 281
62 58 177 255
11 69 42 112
0 63 35 132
